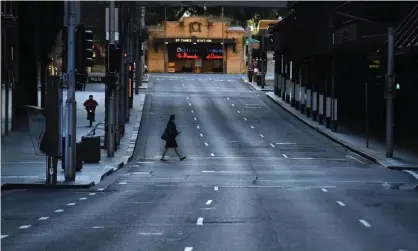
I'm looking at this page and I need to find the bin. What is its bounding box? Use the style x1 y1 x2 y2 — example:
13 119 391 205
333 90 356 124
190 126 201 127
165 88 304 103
81 136 101 163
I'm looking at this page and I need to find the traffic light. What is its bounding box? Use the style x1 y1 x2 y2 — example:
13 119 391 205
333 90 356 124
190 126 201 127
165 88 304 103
107 43 121 74
75 24 94 74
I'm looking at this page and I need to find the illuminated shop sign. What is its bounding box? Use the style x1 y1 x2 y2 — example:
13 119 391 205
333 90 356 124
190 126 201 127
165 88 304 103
205 48 223 60
176 53 199 59
174 38 213 43
176 47 199 59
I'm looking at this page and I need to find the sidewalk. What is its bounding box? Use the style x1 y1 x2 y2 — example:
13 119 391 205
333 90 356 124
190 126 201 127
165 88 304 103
265 92 418 180
241 77 274 91
1 87 146 190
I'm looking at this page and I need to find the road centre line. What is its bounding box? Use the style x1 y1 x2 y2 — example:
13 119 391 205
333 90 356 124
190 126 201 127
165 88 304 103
282 154 288 158
337 201 346 207
359 219 371 228
206 200 213 205
197 217 204 225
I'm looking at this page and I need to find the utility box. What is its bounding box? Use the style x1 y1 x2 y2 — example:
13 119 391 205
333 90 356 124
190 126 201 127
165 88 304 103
81 136 101 163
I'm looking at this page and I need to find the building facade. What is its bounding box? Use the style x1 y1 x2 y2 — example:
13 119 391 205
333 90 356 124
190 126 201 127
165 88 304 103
147 16 246 74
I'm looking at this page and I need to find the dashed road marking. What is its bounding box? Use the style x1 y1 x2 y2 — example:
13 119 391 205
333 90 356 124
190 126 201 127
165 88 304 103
276 142 296 145
185 247 194 251
227 97 230 100
92 226 105 229
232 104 235 107
260 134 264 138
206 200 213 205
67 203 76 206
1 235 8 239
202 171 215 173
204 142 209 146
79 197 87 200
194 117 197 121
321 188 328 192
89 193 96 195
139 232 163 236
237 111 240 113
97 188 104 191
197 125 200 129
191 110 194 113
250 126 254 129
214 186 219 191
270 143 275 148
211 153 215 157
119 181 128 185
196 217 204 225
337 201 346 207
54 209 64 213
359 219 371 228
187 97 189 100
346 155 364 164
38 217 49 220
282 154 288 158
18 225 31 229
244 117 247 120
200 133 203 137
189 103 192 106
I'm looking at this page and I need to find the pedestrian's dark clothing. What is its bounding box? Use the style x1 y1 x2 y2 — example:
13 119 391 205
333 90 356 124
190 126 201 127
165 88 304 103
162 120 179 149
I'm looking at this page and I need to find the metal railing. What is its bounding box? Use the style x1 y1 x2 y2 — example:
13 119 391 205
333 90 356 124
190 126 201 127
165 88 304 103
395 4 418 48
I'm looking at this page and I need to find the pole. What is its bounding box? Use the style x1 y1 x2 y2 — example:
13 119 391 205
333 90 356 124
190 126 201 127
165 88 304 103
115 6 121 147
107 0 116 157
330 14 336 131
64 1 77 180
221 7 225 74
127 4 133 112
135 4 142 94
365 82 369 148
140 6 146 83
385 26 395 158
164 6 167 72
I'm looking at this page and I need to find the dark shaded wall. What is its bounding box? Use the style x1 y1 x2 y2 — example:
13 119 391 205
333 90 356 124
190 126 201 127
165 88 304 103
16 1 63 116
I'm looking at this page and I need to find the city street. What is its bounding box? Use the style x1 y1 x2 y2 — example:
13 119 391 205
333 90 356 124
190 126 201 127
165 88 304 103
2 74 418 251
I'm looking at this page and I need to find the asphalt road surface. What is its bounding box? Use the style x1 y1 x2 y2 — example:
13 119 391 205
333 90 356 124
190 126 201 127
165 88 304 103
2 74 418 251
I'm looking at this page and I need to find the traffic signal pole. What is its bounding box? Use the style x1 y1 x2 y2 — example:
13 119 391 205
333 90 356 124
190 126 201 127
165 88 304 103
107 0 116 157
64 1 77 180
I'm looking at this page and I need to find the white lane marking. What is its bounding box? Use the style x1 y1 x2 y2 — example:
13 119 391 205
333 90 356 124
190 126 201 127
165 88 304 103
202 171 215 173
38 217 49 220
346 155 364 164
185 247 194 251
197 125 200 129
18 225 31 229
54 209 64 213
92 226 105 229
200 133 203 137
321 188 328 192
260 134 264 138
139 232 163 236
214 186 219 191
359 219 371 228
97 188 104 191
237 111 240 113
250 126 254 129
244 117 247 121
337 201 346 207
232 104 235 107
227 97 230 100
276 142 296 145
282 154 288 158
206 200 213 205
1 235 8 239
191 110 194 113
196 217 204 225
187 97 189 100
204 142 209 146
118 182 128 185
404 170 418 180
211 153 215 157
79 197 87 200
89 193 96 195
189 103 192 106
194 117 197 121
270 143 275 148
67 203 76 206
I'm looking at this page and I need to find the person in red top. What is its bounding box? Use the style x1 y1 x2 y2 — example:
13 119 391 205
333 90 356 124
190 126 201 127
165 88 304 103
83 95 98 121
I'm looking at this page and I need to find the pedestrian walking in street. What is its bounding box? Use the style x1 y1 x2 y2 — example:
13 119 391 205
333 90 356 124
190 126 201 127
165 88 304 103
160 114 187 161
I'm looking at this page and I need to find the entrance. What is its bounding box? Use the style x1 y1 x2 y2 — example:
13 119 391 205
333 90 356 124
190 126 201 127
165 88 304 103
167 43 224 73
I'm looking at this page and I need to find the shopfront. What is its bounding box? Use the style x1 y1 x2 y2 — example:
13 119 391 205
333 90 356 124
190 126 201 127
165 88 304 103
147 17 246 74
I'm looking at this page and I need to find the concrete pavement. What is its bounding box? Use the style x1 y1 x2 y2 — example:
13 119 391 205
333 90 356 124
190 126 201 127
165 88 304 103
2 74 418 251
1 85 145 189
